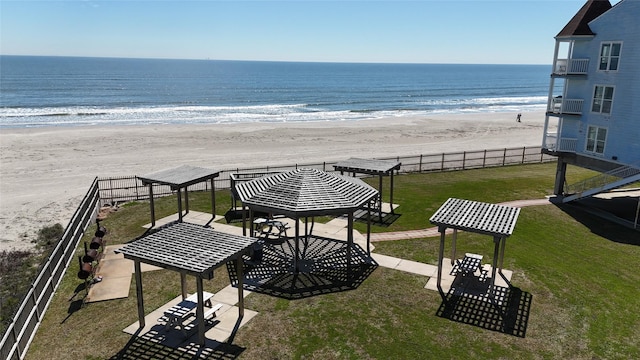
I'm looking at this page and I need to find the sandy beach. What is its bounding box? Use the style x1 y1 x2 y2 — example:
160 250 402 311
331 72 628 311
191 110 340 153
0 111 546 251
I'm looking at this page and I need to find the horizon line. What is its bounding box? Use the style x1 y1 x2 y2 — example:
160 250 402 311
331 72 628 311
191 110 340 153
0 54 552 67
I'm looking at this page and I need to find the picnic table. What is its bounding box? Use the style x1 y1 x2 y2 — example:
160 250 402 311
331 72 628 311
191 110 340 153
452 253 488 285
253 217 290 239
163 291 221 336
455 253 483 276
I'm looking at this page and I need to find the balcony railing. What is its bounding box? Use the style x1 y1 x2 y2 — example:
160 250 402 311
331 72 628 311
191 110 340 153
553 58 590 75
543 134 577 153
548 97 584 115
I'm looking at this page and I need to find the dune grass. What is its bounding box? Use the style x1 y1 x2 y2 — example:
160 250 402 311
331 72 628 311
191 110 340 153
24 163 640 359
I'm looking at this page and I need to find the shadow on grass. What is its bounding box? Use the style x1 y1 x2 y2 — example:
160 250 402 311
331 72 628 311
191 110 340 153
61 282 88 324
352 209 401 227
227 236 378 300
109 327 245 360
436 274 532 338
555 201 640 246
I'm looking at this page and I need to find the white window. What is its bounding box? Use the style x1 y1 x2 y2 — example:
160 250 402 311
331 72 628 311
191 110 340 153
599 42 622 71
586 126 607 154
591 85 614 114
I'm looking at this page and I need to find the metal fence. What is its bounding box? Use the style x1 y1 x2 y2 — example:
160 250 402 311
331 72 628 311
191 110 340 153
0 146 554 359
97 146 555 205
1 178 100 360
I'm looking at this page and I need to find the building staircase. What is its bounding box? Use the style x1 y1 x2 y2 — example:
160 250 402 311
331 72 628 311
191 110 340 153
562 165 640 203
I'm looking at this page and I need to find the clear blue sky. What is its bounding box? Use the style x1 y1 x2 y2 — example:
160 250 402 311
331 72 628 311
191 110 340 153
0 0 608 64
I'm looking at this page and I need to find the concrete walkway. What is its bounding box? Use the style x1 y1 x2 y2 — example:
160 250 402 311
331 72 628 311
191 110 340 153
89 200 536 353
372 252 512 292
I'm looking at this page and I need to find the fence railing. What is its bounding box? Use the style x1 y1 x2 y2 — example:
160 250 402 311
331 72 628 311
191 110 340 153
97 146 554 205
1 178 100 360
1 146 554 359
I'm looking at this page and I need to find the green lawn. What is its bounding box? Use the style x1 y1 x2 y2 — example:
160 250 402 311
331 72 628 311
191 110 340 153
25 163 640 359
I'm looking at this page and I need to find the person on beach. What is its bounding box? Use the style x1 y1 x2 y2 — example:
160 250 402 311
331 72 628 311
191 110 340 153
516 113 522 122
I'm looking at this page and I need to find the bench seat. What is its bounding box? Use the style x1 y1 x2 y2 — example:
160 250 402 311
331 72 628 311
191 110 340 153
204 303 224 321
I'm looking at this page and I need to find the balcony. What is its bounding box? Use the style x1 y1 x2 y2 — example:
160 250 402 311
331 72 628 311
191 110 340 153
543 134 577 153
547 97 584 115
553 58 590 76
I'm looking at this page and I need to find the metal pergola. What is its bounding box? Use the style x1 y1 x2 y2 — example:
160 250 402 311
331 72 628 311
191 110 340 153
234 168 380 269
138 165 220 227
429 198 520 296
333 158 401 220
116 222 258 345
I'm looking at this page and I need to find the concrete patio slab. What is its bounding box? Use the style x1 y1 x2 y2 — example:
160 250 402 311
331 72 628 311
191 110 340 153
86 274 131 302
101 244 125 261
85 245 165 303
96 257 133 277
212 285 252 306
143 212 223 229
380 202 399 214
123 288 258 345
424 259 513 293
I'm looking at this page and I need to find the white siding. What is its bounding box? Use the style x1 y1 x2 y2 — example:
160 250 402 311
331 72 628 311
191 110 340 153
573 0 640 165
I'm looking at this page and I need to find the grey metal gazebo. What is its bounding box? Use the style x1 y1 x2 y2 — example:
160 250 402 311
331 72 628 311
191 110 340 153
429 198 520 296
116 222 258 346
234 168 380 271
138 165 220 227
334 158 401 220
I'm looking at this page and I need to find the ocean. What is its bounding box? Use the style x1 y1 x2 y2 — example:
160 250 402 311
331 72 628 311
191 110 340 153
0 56 551 129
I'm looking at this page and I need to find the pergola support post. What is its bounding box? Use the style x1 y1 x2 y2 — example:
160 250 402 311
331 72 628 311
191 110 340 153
148 184 155 227
347 212 354 275
366 201 372 254
390 169 395 214
227 256 245 344
210 178 216 218
378 175 384 220
196 277 205 346
450 229 458 266
185 186 190 216
436 226 446 296
237 257 245 318
294 220 300 273
177 187 183 222
242 205 247 236
134 260 145 328
180 272 187 300
490 236 501 296
498 236 507 274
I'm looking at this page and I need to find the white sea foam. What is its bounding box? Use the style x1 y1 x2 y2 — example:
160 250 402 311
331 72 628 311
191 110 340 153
0 96 547 128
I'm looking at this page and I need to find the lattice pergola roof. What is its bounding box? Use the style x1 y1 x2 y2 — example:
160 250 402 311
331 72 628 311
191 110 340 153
138 165 220 189
234 168 379 217
430 198 521 299
116 222 257 280
333 158 401 175
429 198 520 237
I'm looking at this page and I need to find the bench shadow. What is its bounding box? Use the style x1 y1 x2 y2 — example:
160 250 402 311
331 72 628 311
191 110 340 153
227 235 378 299
436 274 532 338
